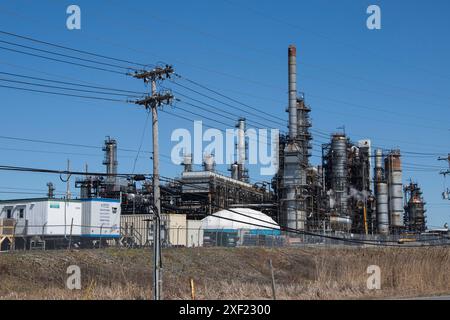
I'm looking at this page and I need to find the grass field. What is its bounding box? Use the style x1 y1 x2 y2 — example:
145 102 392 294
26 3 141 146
0 247 449 300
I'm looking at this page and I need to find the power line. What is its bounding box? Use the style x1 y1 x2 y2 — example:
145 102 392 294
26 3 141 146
0 39 137 71
0 145 150 160
132 110 151 174
0 82 443 170
174 74 287 124
106 0 450 106
0 45 126 75
172 76 449 153
0 30 148 67
0 77 141 98
0 83 127 102
170 78 286 127
0 71 145 95
0 134 153 155
0 164 150 178
0 29 444 156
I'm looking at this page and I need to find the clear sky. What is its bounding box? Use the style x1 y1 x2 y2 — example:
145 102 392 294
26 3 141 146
0 0 448 227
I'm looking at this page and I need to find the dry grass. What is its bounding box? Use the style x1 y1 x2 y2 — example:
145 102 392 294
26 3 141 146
0 247 449 300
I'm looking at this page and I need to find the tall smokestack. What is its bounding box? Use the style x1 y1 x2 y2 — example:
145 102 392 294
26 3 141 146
288 45 298 139
237 118 246 181
280 45 306 231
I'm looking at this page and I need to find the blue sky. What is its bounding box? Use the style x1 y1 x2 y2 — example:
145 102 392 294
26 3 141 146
0 0 448 227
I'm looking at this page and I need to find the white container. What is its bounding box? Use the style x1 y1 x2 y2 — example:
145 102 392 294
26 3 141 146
0 198 82 236
81 198 121 238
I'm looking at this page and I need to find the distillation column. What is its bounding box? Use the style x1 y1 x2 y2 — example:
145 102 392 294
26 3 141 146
330 134 349 219
103 136 118 192
281 45 307 231
385 150 404 229
374 149 389 235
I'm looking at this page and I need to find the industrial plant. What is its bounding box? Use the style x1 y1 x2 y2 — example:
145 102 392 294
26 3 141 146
0 44 440 251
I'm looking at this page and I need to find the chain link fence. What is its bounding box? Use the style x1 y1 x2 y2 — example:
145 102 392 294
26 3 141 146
1 221 450 251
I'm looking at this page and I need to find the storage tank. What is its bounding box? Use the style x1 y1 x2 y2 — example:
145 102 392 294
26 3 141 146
329 216 352 232
376 182 389 234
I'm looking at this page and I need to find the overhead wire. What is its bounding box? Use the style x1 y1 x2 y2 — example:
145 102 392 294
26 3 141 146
0 83 127 102
0 30 148 67
0 45 126 75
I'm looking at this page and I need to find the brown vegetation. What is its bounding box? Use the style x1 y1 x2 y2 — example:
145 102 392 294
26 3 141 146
0 247 449 300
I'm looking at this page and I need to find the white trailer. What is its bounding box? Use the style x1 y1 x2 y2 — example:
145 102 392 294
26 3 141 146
81 198 121 239
0 198 82 237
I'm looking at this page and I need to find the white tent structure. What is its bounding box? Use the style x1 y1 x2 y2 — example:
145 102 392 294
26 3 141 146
201 208 280 235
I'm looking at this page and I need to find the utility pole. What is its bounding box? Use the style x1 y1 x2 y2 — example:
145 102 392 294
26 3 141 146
438 154 450 200
130 65 174 300
65 159 71 240
66 159 71 200
438 154 450 175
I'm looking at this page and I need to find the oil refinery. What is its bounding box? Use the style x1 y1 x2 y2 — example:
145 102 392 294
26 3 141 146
0 44 445 251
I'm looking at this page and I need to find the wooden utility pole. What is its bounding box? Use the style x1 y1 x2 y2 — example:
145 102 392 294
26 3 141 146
438 154 450 200
438 154 450 176
131 65 174 300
